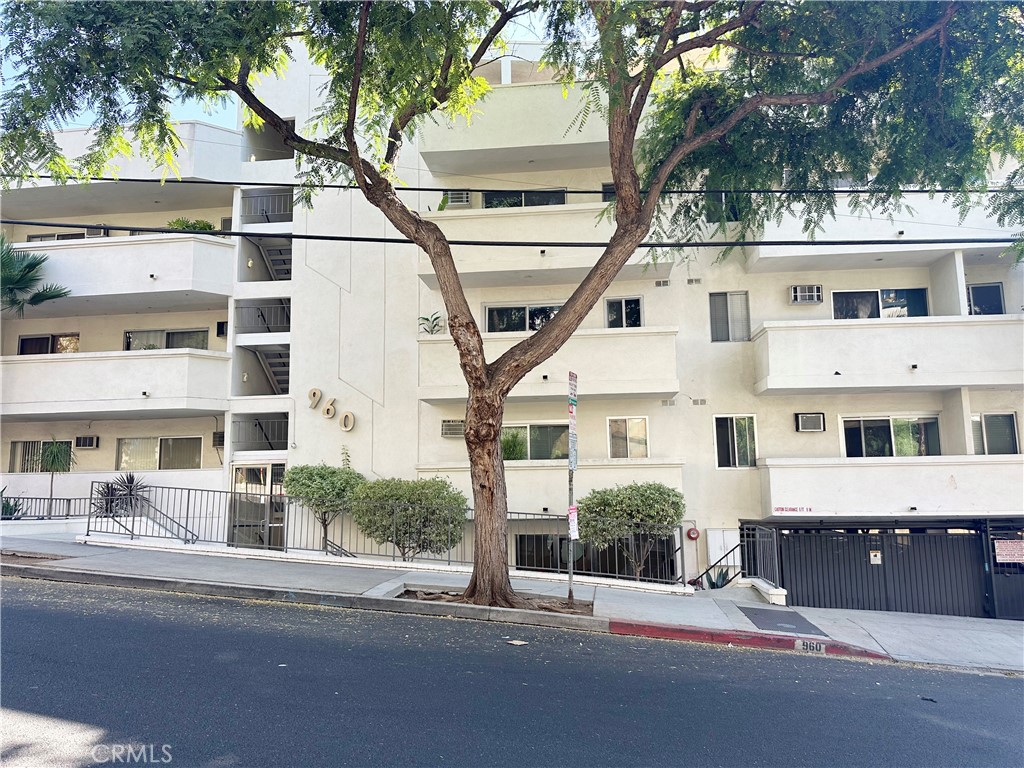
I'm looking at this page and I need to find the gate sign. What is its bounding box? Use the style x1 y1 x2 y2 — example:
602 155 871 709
567 505 580 541
994 539 1024 563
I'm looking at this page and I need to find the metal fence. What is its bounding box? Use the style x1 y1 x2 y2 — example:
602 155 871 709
235 303 290 333
740 525 781 587
85 483 687 583
1 496 92 520
231 418 289 451
240 189 293 224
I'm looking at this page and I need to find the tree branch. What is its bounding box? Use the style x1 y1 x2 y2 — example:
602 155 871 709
640 1 962 223
345 0 373 193
162 73 232 91
651 0 765 72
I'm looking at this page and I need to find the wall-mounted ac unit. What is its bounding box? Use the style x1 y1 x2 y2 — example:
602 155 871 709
445 190 471 207
441 419 466 438
212 431 225 448
790 285 823 304
795 413 826 432
84 227 107 239
75 435 100 449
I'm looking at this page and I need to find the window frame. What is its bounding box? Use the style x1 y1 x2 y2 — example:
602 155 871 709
831 288 930 320
115 435 204 471
484 303 564 333
713 415 757 469
840 415 941 458
8 439 73 473
606 416 650 459
972 413 1019 455
605 297 643 329
482 189 566 209
967 283 1005 316
17 333 80 355
123 328 210 351
500 422 570 461
709 291 751 342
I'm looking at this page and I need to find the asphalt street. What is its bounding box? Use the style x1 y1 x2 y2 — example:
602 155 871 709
2 577 1022 768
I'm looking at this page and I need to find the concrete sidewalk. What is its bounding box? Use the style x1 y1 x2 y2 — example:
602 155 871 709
2 533 1021 674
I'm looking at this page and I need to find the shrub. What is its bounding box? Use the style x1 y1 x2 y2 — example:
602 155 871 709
350 477 467 561
166 217 215 231
283 464 365 553
577 482 685 580
500 427 527 461
1 488 23 520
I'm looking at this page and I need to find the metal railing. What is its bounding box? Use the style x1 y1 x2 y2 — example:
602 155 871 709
740 525 781 588
235 303 290 333
1 496 92 520
231 418 289 451
84 483 688 583
240 190 293 224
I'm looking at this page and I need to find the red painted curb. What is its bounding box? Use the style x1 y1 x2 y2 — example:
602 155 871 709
608 620 892 662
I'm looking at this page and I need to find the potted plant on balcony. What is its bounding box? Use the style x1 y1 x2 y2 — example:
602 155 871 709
166 217 215 232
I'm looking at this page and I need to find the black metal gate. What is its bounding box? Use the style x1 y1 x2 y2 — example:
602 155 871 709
986 523 1024 620
778 530 987 618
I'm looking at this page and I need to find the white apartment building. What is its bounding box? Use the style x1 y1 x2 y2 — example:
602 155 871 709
2 50 1022 612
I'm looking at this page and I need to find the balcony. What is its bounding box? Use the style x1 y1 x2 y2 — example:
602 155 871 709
418 327 679 403
0 349 230 421
752 315 1024 394
419 204 673 288
12 234 234 317
419 82 608 175
759 455 1024 518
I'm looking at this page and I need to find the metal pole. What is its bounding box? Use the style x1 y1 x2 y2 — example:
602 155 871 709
568 469 575 607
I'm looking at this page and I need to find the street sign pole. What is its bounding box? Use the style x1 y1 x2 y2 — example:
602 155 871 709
567 371 578 608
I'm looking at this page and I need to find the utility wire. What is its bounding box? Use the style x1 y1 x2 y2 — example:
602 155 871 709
4 173 1021 196
3 218 1016 249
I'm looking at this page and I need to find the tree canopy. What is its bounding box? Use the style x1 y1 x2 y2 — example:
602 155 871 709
3 0 1022 605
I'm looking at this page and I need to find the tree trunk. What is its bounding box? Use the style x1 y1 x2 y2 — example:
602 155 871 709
461 387 529 608
47 472 55 519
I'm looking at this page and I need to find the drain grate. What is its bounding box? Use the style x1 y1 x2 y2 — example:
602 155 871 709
738 606 827 636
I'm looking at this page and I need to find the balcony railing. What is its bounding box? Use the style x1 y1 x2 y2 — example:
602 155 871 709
232 417 289 451
240 189 293 224
235 302 291 334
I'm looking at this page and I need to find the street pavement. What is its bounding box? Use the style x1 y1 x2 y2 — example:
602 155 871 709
1 533 1022 673
2 578 1022 768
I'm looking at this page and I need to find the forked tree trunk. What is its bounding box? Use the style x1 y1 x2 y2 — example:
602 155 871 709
461 388 529 607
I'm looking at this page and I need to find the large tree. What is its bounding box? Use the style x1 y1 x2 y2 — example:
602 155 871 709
3 1 1022 606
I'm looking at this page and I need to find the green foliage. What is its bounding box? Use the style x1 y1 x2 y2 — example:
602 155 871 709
500 427 527 461
418 311 443 334
705 567 730 590
577 482 684 580
40 439 74 474
350 477 467 561
166 217 215 231
1 488 24 521
1 235 71 317
284 463 365 552
92 473 151 517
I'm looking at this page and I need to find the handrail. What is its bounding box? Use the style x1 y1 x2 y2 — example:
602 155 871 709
686 542 742 588
325 538 355 558
138 496 199 543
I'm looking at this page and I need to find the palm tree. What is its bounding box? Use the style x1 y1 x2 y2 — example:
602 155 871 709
1 234 71 316
40 438 75 518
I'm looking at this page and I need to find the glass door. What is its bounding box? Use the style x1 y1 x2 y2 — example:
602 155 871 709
228 463 286 550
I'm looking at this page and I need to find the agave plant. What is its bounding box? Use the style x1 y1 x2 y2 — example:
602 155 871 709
113 472 151 515
1 234 71 317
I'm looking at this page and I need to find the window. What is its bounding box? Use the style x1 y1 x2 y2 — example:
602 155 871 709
8 440 72 473
709 292 750 341
832 289 928 319
483 190 566 208
486 304 562 333
123 329 209 351
972 414 1019 455
500 424 569 460
26 232 85 242
608 417 648 458
606 298 642 328
715 416 756 468
843 417 940 457
116 437 202 470
968 283 1005 315
601 183 616 203
18 334 79 355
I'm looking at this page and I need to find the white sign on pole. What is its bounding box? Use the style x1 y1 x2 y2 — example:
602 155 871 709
567 505 580 541
568 435 578 471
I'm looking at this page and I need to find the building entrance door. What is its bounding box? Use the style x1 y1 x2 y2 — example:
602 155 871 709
228 463 287 550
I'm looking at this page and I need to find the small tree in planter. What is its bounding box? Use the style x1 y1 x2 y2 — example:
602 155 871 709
283 463 365 553
350 477 467 562
40 438 74 518
577 482 685 581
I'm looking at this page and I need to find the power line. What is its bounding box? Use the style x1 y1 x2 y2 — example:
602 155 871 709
4 173 1021 196
3 218 1016 249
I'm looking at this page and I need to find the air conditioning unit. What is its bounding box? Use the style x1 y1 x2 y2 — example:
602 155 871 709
75 435 100 449
791 285 823 304
441 419 466 438
795 413 826 432
445 190 471 207
84 227 108 239
212 431 225 448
